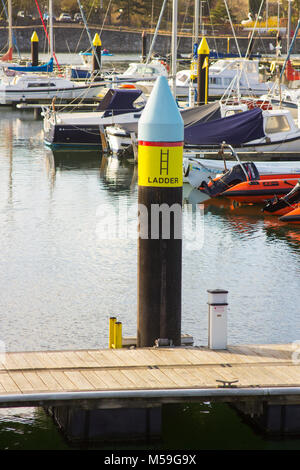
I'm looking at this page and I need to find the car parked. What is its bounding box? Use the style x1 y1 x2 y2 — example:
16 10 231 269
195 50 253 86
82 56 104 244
73 13 83 23
58 13 72 22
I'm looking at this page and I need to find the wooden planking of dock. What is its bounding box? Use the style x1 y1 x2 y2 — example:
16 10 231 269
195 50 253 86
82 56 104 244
0 344 300 408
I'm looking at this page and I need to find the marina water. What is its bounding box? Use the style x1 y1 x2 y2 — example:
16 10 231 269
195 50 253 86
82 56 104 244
0 57 300 449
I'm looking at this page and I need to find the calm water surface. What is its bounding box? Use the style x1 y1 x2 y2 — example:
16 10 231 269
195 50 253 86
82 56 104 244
0 105 300 449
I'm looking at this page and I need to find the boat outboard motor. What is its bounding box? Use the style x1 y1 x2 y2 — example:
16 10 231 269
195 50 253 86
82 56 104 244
263 179 300 214
200 162 259 197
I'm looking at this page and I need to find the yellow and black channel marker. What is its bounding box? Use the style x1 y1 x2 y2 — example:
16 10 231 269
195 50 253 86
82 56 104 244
197 37 210 105
92 33 102 72
137 76 184 348
31 31 39 67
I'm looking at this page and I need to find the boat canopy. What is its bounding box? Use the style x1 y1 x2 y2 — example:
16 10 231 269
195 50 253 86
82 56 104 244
97 88 145 117
184 107 265 146
8 57 54 73
181 101 221 127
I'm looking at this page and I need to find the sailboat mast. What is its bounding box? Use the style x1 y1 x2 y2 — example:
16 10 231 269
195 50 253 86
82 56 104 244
77 0 101 69
171 0 177 98
194 0 199 43
49 0 54 58
146 0 168 64
8 0 12 50
287 0 292 52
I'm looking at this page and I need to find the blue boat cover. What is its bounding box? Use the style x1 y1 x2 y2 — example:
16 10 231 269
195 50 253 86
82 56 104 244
71 68 91 79
97 88 145 117
8 57 54 72
184 107 265 146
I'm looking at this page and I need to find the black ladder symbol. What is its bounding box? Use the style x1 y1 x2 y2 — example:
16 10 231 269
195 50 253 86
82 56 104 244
160 149 169 175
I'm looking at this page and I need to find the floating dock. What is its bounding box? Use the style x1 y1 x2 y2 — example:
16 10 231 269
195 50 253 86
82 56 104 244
0 343 299 408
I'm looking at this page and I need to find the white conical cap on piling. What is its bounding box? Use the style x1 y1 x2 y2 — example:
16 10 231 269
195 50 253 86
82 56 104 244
138 76 184 143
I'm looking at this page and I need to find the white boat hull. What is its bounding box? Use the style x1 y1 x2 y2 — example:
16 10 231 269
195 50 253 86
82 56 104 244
0 83 104 105
186 157 300 189
106 126 132 154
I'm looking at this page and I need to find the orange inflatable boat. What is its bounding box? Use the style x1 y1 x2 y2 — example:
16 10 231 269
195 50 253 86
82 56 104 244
199 161 300 203
279 206 300 223
222 176 300 203
262 180 300 216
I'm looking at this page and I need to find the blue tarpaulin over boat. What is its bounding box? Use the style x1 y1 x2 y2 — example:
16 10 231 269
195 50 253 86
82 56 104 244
8 57 54 73
97 88 145 117
184 107 265 146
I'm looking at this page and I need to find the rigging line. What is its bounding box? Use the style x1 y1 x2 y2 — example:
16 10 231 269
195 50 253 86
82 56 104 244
223 0 241 58
100 0 113 36
77 0 101 70
146 0 168 65
51 69 103 113
177 0 191 50
1 0 20 58
223 0 262 100
34 0 61 71
244 0 265 59
75 0 97 53
242 0 266 100
207 0 218 54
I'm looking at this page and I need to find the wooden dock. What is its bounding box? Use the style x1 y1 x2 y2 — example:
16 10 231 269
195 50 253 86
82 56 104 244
0 343 300 408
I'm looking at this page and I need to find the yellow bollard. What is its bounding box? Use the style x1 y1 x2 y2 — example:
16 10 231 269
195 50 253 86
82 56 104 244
114 321 122 349
109 317 122 348
109 317 116 348
227 37 230 54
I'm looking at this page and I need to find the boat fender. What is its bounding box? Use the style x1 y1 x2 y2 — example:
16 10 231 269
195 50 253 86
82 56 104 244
161 60 170 72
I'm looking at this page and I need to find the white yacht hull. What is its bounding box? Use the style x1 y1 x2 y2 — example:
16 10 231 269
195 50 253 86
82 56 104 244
0 82 104 105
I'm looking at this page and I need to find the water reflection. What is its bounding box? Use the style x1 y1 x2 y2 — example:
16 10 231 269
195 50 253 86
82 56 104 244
100 155 137 195
204 198 264 240
46 150 137 195
203 197 300 250
264 219 300 253
48 149 102 171
183 185 210 206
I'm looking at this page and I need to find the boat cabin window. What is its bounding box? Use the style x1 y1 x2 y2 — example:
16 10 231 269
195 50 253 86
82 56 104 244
265 115 291 134
209 77 222 85
125 64 157 76
140 66 156 75
226 61 257 74
27 82 56 87
224 109 244 116
142 66 157 75
133 95 146 109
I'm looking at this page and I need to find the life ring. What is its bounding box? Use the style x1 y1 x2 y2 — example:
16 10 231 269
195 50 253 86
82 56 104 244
119 83 136 89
